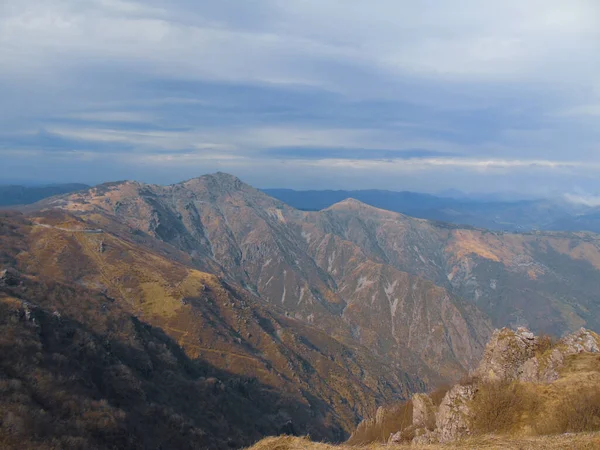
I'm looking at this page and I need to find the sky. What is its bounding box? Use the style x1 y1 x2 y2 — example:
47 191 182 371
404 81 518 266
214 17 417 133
1 0 599 195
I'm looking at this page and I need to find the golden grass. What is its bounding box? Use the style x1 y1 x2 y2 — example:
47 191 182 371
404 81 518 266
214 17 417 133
247 433 600 450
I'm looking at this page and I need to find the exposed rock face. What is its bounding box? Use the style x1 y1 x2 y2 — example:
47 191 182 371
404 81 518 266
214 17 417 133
371 327 600 445
435 384 476 443
473 327 600 385
388 431 402 443
519 328 600 383
562 328 600 354
474 327 538 382
412 430 440 445
412 393 436 429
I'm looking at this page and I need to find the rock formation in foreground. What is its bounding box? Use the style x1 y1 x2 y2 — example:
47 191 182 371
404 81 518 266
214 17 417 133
350 326 600 445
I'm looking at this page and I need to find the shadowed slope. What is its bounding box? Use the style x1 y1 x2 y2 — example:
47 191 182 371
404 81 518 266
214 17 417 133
0 211 419 442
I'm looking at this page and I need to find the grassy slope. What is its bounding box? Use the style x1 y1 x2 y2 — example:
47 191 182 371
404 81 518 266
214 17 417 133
247 433 600 450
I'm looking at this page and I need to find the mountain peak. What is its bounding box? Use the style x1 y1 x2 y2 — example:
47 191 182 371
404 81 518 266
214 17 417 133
180 172 251 192
326 198 369 210
325 197 398 214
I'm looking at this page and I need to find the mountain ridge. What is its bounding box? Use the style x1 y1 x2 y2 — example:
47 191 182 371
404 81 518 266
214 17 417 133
31 174 493 381
5 173 600 447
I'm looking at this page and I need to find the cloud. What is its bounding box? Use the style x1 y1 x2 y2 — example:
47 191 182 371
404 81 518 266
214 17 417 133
563 193 600 207
0 0 599 194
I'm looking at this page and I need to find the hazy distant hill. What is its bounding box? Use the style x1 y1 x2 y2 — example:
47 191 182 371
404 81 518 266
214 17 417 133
0 183 89 207
263 188 597 233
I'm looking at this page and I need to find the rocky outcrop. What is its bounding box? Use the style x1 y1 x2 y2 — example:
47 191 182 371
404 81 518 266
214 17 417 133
379 326 600 445
562 328 600 354
519 328 600 383
473 327 600 384
412 393 436 429
388 431 402 443
435 384 476 443
474 327 538 382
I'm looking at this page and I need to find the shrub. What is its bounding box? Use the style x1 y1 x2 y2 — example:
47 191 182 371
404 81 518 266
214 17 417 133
346 400 413 444
469 381 535 434
536 334 556 356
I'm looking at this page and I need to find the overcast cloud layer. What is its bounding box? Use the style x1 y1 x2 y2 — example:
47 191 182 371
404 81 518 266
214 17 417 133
1 0 599 195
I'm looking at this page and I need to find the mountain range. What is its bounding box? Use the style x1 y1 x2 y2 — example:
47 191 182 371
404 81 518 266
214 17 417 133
0 184 89 207
263 188 600 233
3 172 600 447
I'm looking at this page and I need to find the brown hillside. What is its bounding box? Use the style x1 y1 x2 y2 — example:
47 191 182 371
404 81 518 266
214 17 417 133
0 210 419 443
35 174 494 385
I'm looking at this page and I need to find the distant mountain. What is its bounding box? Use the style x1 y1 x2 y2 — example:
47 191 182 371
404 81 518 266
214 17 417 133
0 183 89 207
263 188 596 233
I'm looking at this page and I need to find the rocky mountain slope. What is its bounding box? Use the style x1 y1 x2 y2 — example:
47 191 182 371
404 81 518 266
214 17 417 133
38 174 600 352
36 174 494 382
0 210 419 446
7 173 600 447
308 198 600 335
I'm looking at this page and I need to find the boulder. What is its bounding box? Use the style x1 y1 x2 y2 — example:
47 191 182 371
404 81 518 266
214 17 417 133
388 431 402 443
412 393 436 430
411 429 439 445
435 384 476 443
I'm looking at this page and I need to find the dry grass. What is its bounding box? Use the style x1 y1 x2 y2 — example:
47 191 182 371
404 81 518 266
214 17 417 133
348 385 451 445
247 433 600 450
469 354 600 437
469 381 536 435
346 401 413 445
535 334 556 356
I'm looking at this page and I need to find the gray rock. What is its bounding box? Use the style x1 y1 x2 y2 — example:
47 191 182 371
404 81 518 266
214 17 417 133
474 327 538 382
561 328 600 354
518 328 599 383
412 393 436 430
411 429 439 445
435 384 476 443
388 431 402 443
519 348 565 383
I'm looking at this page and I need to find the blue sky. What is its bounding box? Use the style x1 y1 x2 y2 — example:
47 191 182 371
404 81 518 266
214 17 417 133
1 0 599 195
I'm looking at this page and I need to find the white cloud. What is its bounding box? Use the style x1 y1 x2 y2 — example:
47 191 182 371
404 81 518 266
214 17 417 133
1 0 600 189
563 193 600 207
2 0 599 88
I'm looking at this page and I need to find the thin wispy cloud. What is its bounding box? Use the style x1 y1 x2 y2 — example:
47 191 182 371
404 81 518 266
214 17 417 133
0 0 599 193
